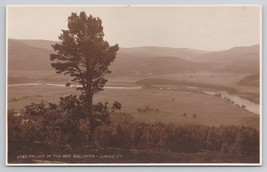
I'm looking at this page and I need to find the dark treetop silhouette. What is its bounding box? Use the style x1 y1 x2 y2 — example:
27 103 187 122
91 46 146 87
50 11 119 145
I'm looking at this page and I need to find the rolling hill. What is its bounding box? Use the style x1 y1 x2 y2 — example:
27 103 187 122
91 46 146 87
110 56 210 77
8 39 54 71
8 39 211 76
118 46 210 60
9 39 57 50
193 44 260 73
8 39 260 77
238 73 259 87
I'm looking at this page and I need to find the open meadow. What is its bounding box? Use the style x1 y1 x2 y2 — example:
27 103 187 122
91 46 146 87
8 78 259 128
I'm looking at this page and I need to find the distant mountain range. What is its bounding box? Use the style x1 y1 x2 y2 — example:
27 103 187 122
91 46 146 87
193 44 260 73
117 46 210 60
8 39 260 77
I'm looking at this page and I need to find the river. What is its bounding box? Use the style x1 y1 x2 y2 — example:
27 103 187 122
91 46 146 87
203 91 259 115
8 83 142 90
8 83 259 115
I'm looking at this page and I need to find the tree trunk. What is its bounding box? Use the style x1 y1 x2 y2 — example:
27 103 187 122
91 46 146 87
85 57 96 147
89 120 96 146
87 93 96 147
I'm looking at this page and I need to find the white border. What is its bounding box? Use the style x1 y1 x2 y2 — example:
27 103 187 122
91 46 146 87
5 4 263 167
6 4 9 167
259 4 263 166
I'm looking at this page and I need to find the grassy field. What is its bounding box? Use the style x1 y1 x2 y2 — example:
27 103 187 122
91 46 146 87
97 88 258 127
7 69 260 128
8 84 258 127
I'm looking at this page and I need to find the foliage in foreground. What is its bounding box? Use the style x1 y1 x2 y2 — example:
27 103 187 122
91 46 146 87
8 95 121 147
8 99 259 157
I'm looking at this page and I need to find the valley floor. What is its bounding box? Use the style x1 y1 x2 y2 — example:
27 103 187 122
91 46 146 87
8 83 259 127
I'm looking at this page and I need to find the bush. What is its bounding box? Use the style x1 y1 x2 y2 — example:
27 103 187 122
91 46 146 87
9 95 122 147
96 122 258 155
9 102 259 156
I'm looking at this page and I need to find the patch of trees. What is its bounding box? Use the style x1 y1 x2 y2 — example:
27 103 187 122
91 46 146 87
95 118 259 155
137 106 159 113
182 113 197 118
9 110 259 156
8 96 121 148
136 78 237 93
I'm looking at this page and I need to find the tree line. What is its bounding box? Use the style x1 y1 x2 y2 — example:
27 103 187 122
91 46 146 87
8 106 259 156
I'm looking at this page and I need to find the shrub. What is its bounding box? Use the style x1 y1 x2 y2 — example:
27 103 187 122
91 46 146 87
9 104 260 156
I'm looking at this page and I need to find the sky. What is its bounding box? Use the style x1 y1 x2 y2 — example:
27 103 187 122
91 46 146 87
7 5 261 51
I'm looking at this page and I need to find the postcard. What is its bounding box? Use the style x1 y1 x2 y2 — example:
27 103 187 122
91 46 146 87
6 5 262 166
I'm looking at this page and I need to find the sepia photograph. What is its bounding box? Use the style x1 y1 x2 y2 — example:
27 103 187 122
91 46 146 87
6 5 261 166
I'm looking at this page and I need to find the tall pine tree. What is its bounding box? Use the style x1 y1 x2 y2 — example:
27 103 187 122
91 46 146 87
50 11 119 145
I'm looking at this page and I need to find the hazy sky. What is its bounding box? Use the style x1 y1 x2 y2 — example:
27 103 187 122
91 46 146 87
7 6 261 51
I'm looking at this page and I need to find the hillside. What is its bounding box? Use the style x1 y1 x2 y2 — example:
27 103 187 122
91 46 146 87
8 39 54 71
9 39 57 50
8 39 210 76
118 46 210 60
110 56 210 77
238 73 259 87
193 44 260 73
8 39 260 76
